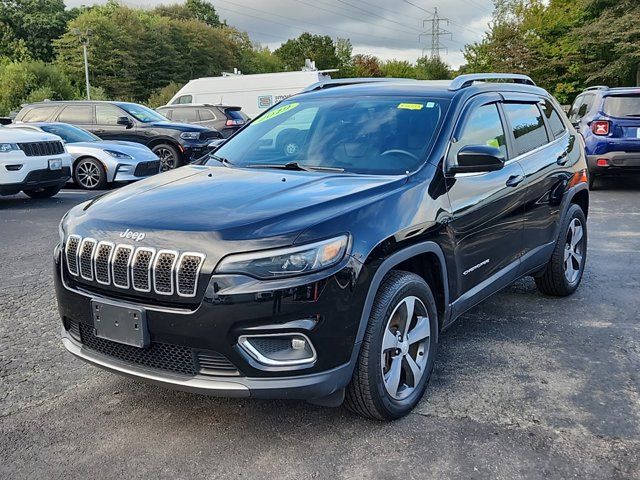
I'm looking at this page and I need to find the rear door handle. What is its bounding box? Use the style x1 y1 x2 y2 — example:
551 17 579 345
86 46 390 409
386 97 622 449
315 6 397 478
506 174 525 187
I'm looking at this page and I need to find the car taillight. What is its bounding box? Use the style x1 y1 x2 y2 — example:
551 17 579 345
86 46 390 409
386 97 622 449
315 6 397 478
591 120 610 136
596 158 610 167
226 119 244 127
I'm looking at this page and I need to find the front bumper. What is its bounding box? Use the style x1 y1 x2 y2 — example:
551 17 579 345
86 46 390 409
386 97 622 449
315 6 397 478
587 152 640 174
0 166 71 196
55 249 366 401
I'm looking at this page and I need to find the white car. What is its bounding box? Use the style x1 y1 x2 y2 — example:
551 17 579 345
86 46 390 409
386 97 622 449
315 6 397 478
8 123 161 190
0 126 73 198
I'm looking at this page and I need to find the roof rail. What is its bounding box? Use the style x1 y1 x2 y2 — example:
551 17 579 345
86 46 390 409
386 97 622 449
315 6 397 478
585 85 609 91
449 73 536 91
303 77 416 93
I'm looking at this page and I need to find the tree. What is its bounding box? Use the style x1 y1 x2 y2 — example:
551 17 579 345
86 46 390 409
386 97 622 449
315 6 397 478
155 0 222 27
334 37 354 77
0 0 71 61
0 60 74 115
275 33 339 70
147 81 183 108
415 56 452 80
351 54 382 77
381 60 415 78
219 26 283 74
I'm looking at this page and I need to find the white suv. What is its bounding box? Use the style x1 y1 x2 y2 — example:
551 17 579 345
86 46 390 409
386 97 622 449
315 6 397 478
0 127 73 198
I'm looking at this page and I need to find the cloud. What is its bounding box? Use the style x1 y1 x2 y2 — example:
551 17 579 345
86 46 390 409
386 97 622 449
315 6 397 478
65 0 493 68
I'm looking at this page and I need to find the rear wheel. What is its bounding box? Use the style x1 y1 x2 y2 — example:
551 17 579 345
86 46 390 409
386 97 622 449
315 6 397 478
535 204 587 296
74 157 107 190
152 143 182 171
23 185 61 199
346 271 438 420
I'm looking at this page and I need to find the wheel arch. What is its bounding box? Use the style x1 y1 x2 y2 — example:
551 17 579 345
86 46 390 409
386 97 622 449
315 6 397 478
146 137 181 151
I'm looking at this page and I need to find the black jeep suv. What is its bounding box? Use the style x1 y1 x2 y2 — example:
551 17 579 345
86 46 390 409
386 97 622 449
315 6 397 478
15 101 222 170
55 74 589 420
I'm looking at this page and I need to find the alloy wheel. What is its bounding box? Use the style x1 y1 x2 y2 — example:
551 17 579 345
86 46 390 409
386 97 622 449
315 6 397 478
156 147 176 171
564 218 584 283
380 296 430 400
76 161 101 189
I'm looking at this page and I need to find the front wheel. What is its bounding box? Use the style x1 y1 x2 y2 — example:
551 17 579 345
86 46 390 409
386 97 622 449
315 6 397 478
23 185 62 199
346 271 438 420
535 204 587 296
74 157 107 190
152 143 182 171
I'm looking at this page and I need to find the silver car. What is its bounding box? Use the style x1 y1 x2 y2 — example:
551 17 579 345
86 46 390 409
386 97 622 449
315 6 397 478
7 122 161 190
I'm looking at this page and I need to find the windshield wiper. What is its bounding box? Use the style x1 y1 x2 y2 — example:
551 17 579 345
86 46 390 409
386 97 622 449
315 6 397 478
209 154 234 167
625 114 640 117
249 162 344 172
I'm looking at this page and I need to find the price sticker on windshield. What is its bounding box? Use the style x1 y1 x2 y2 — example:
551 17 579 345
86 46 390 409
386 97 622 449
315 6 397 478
253 102 299 124
397 103 424 110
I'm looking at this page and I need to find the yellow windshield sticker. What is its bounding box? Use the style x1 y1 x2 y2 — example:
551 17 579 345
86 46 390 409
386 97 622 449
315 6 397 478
397 103 424 110
486 138 500 148
253 102 299 124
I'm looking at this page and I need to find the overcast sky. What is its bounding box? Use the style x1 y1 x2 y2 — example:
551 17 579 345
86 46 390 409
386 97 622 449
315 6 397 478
65 0 494 68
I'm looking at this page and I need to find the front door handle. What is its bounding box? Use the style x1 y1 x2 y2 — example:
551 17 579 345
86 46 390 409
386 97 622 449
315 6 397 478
557 150 569 165
506 174 525 187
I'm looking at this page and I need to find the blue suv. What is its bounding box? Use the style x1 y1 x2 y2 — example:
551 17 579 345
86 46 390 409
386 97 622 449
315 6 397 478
568 86 640 188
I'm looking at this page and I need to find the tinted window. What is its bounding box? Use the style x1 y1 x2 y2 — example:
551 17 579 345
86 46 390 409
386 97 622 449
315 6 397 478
603 95 640 117
568 93 595 123
198 109 215 121
173 95 192 105
21 106 58 122
541 100 566 139
504 103 549 156
57 105 93 124
212 97 448 175
40 124 99 143
451 103 507 160
119 103 167 123
171 108 198 123
96 105 124 125
225 109 246 120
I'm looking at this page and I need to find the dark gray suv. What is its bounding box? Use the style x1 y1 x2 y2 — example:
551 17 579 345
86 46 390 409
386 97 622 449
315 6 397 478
156 104 248 138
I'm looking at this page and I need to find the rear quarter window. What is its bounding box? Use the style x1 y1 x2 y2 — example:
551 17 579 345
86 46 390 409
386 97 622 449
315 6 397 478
603 95 640 117
504 103 550 156
20 106 58 122
541 100 567 139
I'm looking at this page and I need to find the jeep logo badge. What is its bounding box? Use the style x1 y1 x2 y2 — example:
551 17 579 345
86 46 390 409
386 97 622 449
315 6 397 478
119 228 146 242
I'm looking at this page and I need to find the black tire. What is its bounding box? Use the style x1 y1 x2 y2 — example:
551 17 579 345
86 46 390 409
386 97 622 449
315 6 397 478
152 143 182 171
23 185 62 199
535 204 587 296
74 157 107 190
345 270 438 420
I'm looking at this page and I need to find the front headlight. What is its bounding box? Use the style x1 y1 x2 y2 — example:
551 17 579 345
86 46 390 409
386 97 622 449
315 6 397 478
216 235 349 279
180 132 200 140
104 149 133 159
0 143 19 153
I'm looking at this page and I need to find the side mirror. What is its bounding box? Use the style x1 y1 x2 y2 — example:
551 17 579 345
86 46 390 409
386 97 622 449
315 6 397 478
117 116 133 128
450 144 505 174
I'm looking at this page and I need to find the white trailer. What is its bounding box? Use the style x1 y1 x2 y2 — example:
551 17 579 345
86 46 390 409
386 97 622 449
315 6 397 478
167 69 336 119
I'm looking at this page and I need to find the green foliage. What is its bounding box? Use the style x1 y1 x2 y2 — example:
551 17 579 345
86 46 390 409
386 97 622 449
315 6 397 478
0 0 71 61
381 60 415 78
146 81 183 108
275 33 339 70
154 0 221 27
415 56 452 80
0 60 74 115
351 54 383 77
219 26 283 74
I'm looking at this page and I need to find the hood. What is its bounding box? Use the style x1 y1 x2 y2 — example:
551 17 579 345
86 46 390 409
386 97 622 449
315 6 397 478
147 121 210 132
0 127 61 143
65 165 406 252
67 141 157 158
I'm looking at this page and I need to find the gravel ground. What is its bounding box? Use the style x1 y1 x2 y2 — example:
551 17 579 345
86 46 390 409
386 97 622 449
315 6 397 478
1 178 639 480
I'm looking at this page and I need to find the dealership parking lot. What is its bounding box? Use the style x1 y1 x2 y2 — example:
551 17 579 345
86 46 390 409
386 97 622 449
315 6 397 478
1 178 639 479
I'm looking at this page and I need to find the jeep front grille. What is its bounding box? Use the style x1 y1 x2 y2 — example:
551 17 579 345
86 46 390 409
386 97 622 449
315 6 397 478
64 236 205 298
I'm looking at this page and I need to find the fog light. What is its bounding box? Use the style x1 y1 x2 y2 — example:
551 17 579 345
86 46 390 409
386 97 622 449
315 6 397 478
238 333 316 367
596 158 610 167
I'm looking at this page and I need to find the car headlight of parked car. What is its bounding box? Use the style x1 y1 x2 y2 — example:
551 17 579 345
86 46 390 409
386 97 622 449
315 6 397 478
104 149 133 159
180 132 201 140
216 235 349 280
0 143 19 153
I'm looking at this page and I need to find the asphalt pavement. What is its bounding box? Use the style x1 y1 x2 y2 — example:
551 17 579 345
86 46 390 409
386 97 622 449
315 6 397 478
1 177 639 480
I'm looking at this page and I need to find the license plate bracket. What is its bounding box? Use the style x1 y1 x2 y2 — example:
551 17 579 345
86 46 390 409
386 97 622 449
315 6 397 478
91 300 149 348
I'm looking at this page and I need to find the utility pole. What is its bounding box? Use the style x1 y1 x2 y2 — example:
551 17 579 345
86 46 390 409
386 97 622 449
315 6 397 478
72 28 93 100
419 8 452 59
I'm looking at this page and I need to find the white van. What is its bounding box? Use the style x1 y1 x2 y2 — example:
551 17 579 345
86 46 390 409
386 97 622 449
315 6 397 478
167 70 336 119
0 127 73 198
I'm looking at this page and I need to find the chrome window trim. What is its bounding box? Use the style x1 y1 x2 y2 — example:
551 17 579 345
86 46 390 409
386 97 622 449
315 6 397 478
93 240 115 286
79 237 97 281
176 252 206 298
153 249 179 296
65 234 82 276
111 244 134 289
131 247 156 293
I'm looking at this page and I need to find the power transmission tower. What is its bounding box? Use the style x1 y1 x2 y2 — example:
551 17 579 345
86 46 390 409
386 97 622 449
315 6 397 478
419 8 452 59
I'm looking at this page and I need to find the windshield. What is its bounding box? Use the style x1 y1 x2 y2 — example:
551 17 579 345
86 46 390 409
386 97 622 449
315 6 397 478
603 95 640 117
210 96 448 175
40 124 100 143
119 103 168 123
